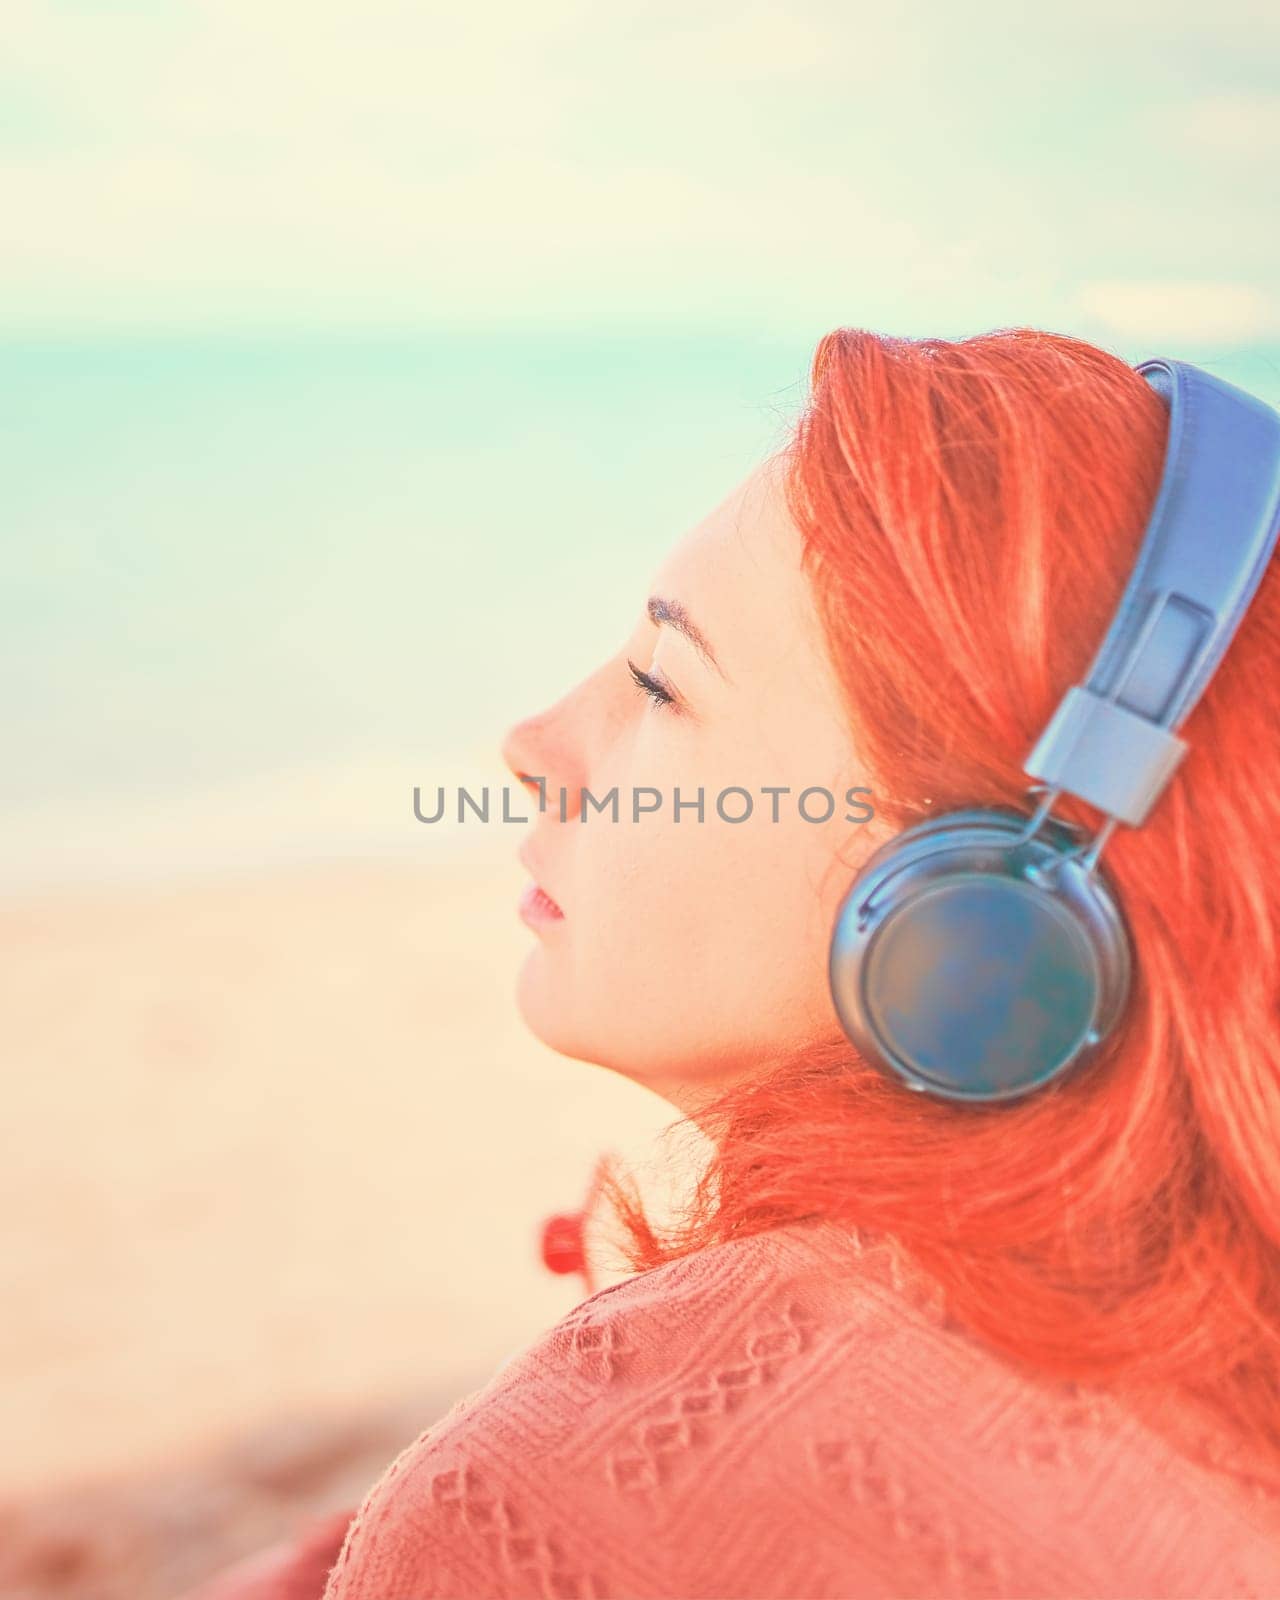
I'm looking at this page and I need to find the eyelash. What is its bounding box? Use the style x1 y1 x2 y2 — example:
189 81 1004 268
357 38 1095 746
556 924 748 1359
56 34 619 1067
626 657 678 712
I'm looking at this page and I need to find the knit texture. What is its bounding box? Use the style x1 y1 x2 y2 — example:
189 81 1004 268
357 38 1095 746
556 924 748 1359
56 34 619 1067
242 1216 1280 1599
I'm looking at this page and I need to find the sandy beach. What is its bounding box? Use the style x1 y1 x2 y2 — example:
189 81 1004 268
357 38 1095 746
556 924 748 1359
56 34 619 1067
0 851 682 1596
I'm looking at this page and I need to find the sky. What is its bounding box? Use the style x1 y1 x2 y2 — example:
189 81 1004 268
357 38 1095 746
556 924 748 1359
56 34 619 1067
3 0 1278 345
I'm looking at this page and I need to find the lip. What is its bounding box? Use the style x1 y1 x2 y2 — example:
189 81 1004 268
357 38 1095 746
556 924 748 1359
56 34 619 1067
518 880 566 928
517 843 565 926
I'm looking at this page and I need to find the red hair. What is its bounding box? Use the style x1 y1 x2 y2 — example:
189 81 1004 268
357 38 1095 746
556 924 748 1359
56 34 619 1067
595 326 1280 1470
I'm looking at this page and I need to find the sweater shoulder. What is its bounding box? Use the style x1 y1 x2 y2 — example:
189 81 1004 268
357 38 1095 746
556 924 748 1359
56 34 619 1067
323 1220 1280 1600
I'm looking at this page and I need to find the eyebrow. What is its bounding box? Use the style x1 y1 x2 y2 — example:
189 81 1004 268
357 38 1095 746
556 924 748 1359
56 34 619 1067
647 595 726 679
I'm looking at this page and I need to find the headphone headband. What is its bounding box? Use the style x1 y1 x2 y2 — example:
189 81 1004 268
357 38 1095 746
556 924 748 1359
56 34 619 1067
1025 358 1280 826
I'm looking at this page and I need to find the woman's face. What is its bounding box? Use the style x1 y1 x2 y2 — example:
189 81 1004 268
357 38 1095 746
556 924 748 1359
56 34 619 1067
501 457 892 1109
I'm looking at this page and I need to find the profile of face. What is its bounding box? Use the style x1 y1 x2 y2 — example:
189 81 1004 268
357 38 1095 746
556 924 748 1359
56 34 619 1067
501 458 894 1111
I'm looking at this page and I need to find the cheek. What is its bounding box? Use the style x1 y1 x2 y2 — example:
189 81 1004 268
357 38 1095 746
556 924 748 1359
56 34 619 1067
706 815 843 1026
578 802 842 1047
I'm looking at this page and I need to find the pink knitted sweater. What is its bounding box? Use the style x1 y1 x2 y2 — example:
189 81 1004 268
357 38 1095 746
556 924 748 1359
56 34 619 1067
196 1217 1280 1599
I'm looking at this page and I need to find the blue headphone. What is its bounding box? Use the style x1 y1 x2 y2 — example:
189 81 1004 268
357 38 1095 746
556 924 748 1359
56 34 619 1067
828 357 1280 1104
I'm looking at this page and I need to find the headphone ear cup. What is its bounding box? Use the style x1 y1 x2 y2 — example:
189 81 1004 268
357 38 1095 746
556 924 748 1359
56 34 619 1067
828 808 1131 1103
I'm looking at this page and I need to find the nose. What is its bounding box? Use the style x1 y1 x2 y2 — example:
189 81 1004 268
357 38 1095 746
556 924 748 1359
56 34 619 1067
501 717 542 797
502 662 609 823
502 710 576 817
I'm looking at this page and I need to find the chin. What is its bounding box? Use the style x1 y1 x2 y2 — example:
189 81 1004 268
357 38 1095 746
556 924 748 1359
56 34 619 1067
515 949 584 1058
514 953 640 1075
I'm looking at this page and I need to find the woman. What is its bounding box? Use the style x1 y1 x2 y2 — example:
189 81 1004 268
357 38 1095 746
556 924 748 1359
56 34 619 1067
190 327 1280 1598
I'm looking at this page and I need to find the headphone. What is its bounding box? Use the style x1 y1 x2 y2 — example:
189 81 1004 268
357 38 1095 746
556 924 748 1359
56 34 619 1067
828 357 1280 1104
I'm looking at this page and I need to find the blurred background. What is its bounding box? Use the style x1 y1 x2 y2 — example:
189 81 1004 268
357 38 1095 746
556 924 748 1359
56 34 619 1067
2 1 1278 1594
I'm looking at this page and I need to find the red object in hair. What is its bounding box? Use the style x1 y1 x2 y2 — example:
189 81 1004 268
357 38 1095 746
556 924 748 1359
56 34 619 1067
539 1211 585 1274
539 1155 609 1290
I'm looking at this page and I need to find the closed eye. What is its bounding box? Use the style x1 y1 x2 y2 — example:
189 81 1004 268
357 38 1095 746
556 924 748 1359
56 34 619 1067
626 657 680 713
